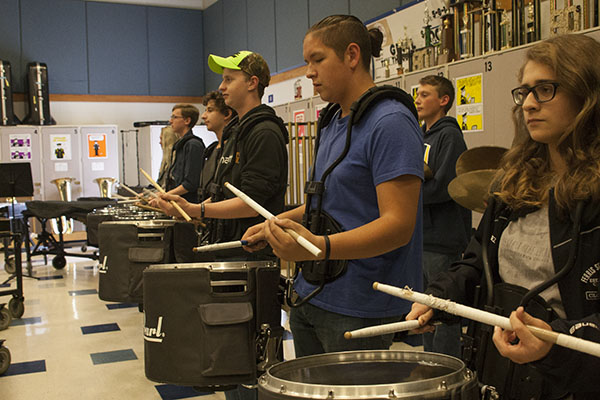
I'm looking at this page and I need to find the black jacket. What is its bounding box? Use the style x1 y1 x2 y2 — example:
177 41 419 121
166 130 205 203
210 104 288 252
427 193 600 398
422 116 471 254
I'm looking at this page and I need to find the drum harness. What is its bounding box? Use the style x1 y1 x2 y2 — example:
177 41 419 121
201 112 288 246
286 85 419 307
466 197 584 400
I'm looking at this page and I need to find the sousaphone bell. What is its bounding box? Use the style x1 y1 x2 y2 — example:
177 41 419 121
50 177 75 234
94 177 117 198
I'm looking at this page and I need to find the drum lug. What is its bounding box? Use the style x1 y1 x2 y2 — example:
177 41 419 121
279 385 287 394
327 390 335 399
464 368 474 381
438 380 448 390
481 385 500 400
388 389 397 398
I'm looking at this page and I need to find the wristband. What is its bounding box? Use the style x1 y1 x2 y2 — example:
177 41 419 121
201 202 205 219
323 234 330 261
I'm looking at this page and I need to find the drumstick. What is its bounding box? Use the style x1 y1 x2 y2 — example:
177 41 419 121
117 199 140 204
344 320 421 339
373 282 600 359
224 182 322 258
193 240 249 253
134 203 166 214
120 183 149 203
139 168 192 222
142 189 206 227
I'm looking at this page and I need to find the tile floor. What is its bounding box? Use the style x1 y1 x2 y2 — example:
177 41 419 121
0 243 420 400
0 249 228 400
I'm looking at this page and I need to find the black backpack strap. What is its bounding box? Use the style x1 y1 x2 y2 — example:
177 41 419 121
352 85 419 124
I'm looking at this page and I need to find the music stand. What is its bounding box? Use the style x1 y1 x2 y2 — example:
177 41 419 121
0 162 37 280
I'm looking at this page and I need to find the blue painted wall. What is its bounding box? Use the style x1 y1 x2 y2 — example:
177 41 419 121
0 0 400 96
0 0 23 92
203 0 401 81
1 0 205 96
147 7 204 96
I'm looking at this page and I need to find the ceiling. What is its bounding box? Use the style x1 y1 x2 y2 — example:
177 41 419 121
85 0 218 10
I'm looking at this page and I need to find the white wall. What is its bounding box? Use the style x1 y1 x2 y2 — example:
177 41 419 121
13 100 203 134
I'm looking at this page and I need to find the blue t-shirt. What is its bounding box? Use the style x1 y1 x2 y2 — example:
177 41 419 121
294 98 424 318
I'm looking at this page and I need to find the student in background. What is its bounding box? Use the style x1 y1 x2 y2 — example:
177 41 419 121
415 75 471 358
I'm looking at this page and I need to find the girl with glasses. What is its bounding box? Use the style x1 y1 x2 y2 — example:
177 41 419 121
407 34 600 400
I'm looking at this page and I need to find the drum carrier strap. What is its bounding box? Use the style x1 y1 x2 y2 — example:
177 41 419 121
207 111 288 245
287 85 419 307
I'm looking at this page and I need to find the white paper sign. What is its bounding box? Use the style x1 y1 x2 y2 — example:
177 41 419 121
54 162 68 172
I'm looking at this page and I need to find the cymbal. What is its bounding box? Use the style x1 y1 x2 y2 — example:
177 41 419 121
448 169 497 213
424 162 433 180
456 146 507 176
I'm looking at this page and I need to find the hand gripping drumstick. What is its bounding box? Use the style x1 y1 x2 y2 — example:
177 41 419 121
344 320 421 339
224 182 322 258
373 282 600 359
139 168 192 222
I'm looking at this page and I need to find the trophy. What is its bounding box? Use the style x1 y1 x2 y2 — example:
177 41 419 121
550 0 582 35
512 0 541 45
500 9 512 49
395 27 415 74
458 2 474 58
481 0 500 53
436 0 457 64
414 6 438 70
451 0 482 59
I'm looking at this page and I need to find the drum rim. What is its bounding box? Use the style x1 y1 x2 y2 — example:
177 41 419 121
147 260 278 271
258 350 474 399
100 219 176 226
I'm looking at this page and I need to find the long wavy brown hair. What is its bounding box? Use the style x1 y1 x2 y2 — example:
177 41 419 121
494 34 600 211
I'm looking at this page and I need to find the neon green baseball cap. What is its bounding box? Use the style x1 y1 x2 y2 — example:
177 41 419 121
208 51 253 74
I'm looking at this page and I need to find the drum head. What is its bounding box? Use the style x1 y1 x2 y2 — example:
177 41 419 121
259 350 475 399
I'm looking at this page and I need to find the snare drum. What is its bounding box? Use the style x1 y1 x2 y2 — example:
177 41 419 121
143 260 282 387
98 219 176 303
258 350 478 400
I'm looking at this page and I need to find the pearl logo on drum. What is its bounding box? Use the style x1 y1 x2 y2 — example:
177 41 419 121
144 316 166 343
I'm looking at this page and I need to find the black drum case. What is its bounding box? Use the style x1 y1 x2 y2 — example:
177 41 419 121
143 260 282 388
98 220 174 303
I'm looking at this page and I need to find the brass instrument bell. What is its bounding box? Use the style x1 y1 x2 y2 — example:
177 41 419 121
50 177 75 234
94 177 117 198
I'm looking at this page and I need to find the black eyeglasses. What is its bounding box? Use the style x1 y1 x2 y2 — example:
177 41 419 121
511 82 560 106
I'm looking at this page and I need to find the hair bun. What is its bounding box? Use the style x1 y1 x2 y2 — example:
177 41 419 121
368 28 384 57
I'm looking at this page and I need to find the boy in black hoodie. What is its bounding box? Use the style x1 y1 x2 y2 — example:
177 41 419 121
155 51 288 260
415 75 471 357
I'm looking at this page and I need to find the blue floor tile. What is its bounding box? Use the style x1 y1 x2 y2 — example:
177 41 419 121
106 303 138 310
39 282 66 289
1 360 46 377
38 275 64 281
69 289 97 296
90 349 137 365
10 316 42 326
81 323 120 334
155 384 215 399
